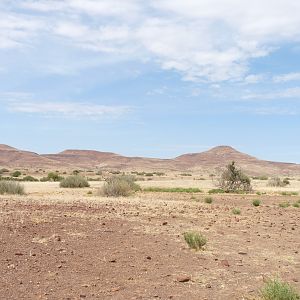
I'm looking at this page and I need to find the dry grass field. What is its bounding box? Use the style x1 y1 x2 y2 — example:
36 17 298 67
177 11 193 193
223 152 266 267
1 178 300 299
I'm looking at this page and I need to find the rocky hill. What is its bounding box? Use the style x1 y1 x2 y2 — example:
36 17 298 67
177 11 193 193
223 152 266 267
0 144 299 175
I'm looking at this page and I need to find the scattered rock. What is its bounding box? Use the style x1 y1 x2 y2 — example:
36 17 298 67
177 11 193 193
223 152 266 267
220 259 230 267
176 275 191 282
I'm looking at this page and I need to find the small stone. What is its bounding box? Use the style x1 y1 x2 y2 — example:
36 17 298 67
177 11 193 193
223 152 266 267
176 275 191 282
238 251 247 255
205 284 212 288
220 259 230 267
162 222 168 225
146 256 152 260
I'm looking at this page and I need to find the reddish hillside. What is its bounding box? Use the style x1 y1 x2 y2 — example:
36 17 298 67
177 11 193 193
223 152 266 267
0 144 60 168
43 150 176 170
1 144 300 175
175 146 300 175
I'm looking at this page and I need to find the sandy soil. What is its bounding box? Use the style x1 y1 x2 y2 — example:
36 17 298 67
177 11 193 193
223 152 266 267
0 181 300 299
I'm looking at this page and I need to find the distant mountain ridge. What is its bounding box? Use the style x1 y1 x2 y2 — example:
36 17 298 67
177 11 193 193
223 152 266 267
0 144 299 175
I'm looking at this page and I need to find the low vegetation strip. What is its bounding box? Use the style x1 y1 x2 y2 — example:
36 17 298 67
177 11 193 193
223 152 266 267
143 187 203 193
0 181 25 195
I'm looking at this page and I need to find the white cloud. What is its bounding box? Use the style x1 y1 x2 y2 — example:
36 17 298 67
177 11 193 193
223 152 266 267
273 72 300 83
3 0 300 82
244 74 265 84
0 13 43 49
241 106 298 115
242 87 300 100
1 93 131 119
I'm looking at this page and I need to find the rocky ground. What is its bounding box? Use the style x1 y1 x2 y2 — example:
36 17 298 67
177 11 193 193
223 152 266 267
0 184 300 299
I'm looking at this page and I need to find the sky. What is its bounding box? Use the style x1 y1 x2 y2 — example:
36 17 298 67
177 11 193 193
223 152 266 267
1 0 300 163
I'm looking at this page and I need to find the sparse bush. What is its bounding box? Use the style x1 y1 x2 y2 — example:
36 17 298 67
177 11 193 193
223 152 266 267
293 202 300 208
0 168 9 175
279 202 290 208
183 231 207 250
60 176 90 188
232 208 241 215
11 170 22 178
283 178 290 186
268 177 289 187
0 181 25 195
204 197 213 204
260 278 300 300
218 161 252 193
101 175 140 197
143 187 202 193
110 170 121 175
253 176 268 180
281 191 298 196
154 172 165 176
208 188 225 194
252 199 261 207
22 175 39 182
40 172 64 182
145 173 154 177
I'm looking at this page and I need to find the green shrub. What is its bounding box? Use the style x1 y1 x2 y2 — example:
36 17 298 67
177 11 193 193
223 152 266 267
280 192 298 196
279 202 290 208
293 202 300 208
40 172 64 182
11 170 22 178
183 231 207 250
101 175 140 197
218 161 252 193
60 176 90 188
204 197 213 204
22 176 39 182
232 208 241 215
154 172 165 176
144 187 202 193
252 199 261 207
0 181 25 195
260 278 299 300
208 188 225 194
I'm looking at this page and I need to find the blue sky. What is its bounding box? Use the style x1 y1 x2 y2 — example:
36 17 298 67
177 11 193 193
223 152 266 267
1 0 300 163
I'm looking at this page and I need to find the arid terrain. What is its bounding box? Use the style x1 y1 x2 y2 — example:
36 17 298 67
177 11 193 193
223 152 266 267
1 179 300 299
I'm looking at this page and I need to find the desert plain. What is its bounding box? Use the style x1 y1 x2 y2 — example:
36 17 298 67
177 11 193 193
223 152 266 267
1 176 300 300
